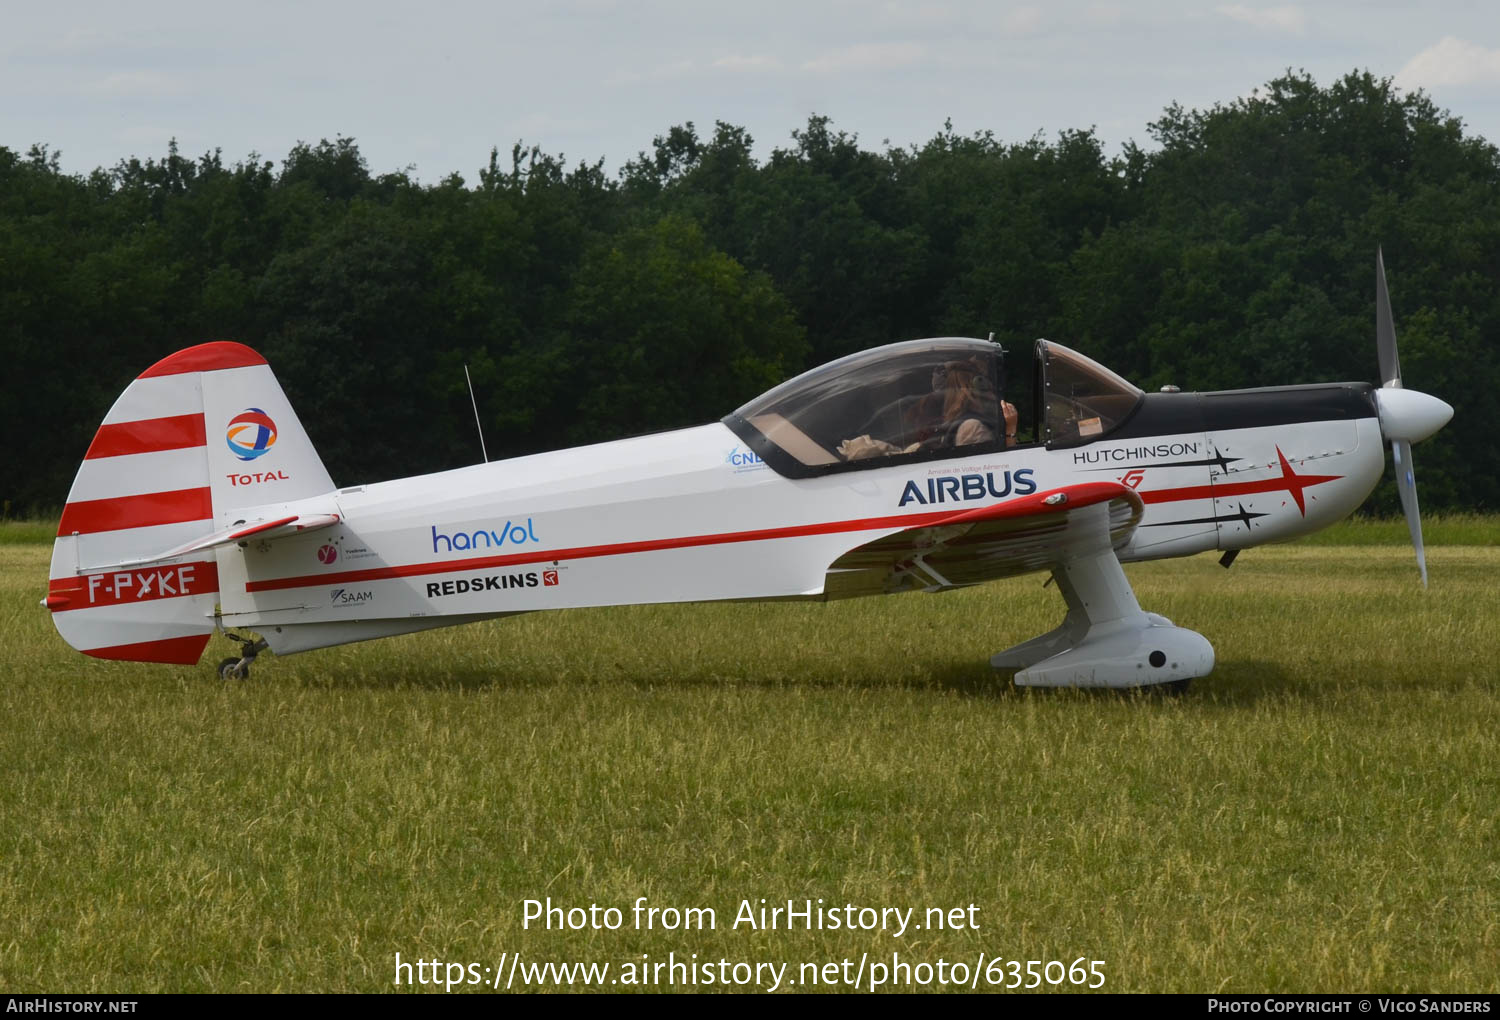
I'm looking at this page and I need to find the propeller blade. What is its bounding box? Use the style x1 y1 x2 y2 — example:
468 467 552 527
1391 438 1427 587
1376 247 1402 388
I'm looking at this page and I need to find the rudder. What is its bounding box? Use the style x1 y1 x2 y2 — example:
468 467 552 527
46 341 334 664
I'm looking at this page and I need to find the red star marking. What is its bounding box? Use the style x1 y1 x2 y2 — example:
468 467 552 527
1274 445 1327 516
1137 446 1341 515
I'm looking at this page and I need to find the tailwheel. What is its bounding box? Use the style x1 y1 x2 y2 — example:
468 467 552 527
216 633 267 681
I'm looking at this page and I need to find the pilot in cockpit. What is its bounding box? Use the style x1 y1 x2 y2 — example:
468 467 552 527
838 357 1018 460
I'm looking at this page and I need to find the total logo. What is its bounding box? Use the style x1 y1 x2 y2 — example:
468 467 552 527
329 588 374 606
226 470 290 487
227 408 278 461
898 469 1037 507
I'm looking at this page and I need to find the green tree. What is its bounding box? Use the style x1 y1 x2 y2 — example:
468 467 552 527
1061 71 1500 509
552 215 806 445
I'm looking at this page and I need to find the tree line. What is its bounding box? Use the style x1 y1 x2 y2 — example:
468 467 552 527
2 70 1496 514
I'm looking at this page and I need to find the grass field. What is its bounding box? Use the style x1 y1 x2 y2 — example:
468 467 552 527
1 519 1496 993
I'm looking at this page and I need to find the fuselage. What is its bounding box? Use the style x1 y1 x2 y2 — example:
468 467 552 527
217 380 1386 655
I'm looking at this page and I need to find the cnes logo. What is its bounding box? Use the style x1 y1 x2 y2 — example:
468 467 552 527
725 446 767 473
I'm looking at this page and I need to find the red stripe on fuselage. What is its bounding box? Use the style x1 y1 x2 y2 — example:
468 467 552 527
1138 448 1340 517
85 414 206 459
57 487 214 536
245 483 1135 594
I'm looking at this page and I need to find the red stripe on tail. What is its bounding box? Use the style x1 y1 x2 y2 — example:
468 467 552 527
138 342 266 378
58 487 214 536
82 633 211 665
47 561 220 612
85 414 206 459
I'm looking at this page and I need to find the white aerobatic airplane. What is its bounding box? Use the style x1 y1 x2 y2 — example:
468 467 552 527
44 253 1452 689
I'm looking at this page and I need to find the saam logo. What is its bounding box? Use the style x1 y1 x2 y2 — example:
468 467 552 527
227 408 278 461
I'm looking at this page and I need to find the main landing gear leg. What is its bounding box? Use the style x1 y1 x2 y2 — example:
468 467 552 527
990 503 1215 689
217 633 268 681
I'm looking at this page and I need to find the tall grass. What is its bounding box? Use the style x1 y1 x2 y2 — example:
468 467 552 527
1299 513 1498 547
0 521 55 545
1 532 1496 992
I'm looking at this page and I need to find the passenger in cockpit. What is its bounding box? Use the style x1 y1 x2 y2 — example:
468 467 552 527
838 357 1018 460
907 360 1018 449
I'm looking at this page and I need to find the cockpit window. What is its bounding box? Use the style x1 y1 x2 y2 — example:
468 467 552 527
1038 340 1143 447
724 338 1009 478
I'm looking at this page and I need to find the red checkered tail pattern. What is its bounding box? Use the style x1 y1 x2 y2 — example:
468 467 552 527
46 342 335 664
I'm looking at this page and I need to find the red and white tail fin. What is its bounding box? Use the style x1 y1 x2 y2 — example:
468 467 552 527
46 341 335 664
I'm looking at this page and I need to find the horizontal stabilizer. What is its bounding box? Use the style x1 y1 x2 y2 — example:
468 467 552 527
76 512 341 574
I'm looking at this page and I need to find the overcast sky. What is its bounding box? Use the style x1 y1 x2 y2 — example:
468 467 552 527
4 1 1498 182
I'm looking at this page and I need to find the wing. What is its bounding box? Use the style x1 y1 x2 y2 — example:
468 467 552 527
822 482 1143 598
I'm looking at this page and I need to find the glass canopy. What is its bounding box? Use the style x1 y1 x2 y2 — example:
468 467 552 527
724 337 1143 477
1036 340 1143 447
725 337 1009 477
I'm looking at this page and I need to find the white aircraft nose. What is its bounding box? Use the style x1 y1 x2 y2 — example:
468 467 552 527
1374 387 1454 443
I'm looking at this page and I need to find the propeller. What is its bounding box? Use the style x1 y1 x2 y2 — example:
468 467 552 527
1370 248 1453 587
1376 248 1401 388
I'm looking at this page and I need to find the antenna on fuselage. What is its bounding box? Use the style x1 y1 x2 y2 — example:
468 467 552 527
464 364 489 464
